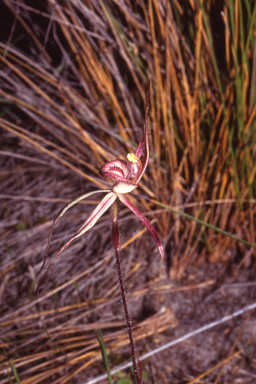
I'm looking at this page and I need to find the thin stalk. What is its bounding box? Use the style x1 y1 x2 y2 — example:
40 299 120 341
112 199 141 384
97 329 113 384
148 198 256 251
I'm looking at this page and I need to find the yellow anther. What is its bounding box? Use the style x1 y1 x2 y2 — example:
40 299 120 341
127 153 139 163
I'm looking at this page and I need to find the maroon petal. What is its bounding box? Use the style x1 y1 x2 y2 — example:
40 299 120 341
136 80 150 183
134 137 145 158
118 194 167 272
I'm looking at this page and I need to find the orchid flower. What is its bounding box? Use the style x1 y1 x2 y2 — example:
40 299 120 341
36 81 166 291
36 81 165 384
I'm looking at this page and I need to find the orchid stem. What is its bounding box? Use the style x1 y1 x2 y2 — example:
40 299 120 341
112 199 141 384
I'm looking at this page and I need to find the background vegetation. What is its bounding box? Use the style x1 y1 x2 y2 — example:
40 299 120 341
1 0 256 383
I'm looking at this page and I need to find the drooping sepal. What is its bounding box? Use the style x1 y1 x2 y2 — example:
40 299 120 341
35 191 117 296
37 189 112 277
118 194 167 273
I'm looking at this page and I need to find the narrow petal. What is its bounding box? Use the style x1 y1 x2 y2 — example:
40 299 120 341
134 137 145 159
136 80 150 183
35 191 116 295
38 189 112 275
119 194 167 273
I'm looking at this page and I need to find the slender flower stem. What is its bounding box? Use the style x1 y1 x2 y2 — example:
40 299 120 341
36 81 155 381
112 199 141 384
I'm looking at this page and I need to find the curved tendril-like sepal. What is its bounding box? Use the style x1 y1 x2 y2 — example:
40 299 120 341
35 190 116 296
38 189 112 276
118 193 167 273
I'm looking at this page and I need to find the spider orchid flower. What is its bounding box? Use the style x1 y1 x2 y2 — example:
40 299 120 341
36 81 166 295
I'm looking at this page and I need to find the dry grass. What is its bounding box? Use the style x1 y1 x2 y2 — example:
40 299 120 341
1 0 256 383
